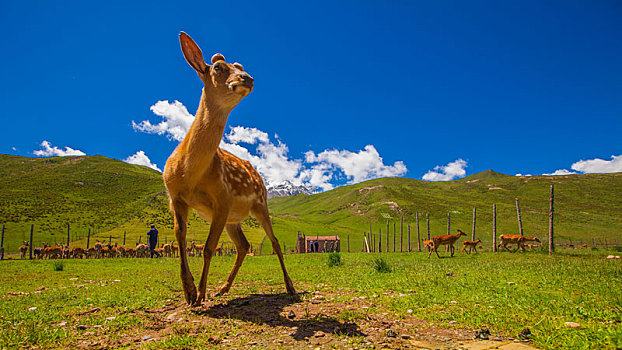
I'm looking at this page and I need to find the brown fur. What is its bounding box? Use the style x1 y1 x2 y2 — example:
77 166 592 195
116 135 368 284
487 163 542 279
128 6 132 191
462 239 481 254
163 32 294 305
428 229 467 258
498 234 541 252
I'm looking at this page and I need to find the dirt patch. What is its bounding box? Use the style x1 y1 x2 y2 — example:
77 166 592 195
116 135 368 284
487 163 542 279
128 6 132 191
358 185 384 195
75 285 538 349
382 201 399 210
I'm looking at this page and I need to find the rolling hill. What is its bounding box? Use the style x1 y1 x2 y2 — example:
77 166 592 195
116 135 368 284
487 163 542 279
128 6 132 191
1 154 621 255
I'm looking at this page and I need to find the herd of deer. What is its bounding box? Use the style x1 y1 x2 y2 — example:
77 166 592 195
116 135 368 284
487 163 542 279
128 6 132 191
15 240 226 260
423 229 542 258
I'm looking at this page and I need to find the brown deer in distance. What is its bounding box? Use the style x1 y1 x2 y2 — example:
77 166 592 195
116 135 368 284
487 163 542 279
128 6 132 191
462 238 481 254
163 32 295 306
18 241 29 259
498 234 541 253
428 229 467 258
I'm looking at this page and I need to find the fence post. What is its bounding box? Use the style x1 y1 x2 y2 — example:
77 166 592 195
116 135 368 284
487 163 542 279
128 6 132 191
0 224 5 260
516 198 524 236
549 185 554 255
416 212 421 251
400 216 403 252
426 213 430 240
386 220 389 253
347 235 350 253
492 204 497 252
87 228 91 248
123 231 126 246
447 213 450 235
66 223 70 247
109 235 112 246
407 223 411 252
378 228 382 252
29 224 34 260
393 222 396 252
472 207 476 241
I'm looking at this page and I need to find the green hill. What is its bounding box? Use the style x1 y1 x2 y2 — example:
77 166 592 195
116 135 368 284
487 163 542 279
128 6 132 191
269 172 622 252
0 155 264 254
1 154 621 256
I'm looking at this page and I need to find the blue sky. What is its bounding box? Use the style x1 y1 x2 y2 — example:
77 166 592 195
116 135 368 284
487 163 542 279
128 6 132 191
1 1 621 190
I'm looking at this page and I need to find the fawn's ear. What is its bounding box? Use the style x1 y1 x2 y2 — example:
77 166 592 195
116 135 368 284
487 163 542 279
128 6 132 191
179 32 208 74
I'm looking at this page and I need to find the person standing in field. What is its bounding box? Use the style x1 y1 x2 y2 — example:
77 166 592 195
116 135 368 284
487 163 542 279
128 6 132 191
147 224 161 258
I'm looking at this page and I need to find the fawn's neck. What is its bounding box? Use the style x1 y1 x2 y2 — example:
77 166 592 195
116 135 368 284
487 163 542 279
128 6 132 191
182 88 233 169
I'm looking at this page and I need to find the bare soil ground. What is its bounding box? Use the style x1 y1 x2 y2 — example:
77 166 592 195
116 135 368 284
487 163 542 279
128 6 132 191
71 284 538 349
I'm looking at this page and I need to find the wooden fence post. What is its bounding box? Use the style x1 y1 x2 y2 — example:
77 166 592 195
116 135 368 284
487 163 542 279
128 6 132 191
386 220 389 253
549 185 554 255
407 223 411 252
492 204 497 252
393 222 396 252
516 198 524 236
378 228 382 252
400 216 403 252
0 224 5 260
109 235 112 246
87 228 91 248
66 223 70 247
416 212 421 251
29 224 34 260
447 212 450 235
426 213 430 240
472 207 476 241
123 231 126 246
347 234 350 252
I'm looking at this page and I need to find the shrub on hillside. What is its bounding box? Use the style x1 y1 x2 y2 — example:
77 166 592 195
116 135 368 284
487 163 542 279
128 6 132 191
327 252 343 267
372 257 392 273
53 261 64 272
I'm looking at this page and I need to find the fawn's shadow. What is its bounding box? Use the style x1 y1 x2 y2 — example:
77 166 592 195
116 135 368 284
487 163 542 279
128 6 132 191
192 293 365 340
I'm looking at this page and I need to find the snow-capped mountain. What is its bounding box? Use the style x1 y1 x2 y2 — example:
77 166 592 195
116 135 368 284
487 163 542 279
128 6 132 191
267 181 314 199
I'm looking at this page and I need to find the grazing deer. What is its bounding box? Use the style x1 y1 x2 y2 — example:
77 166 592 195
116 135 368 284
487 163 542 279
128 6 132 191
135 243 148 258
44 243 63 259
193 241 205 257
86 247 97 258
72 247 86 259
163 32 295 305
428 229 467 258
125 246 135 258
33 245 44 260
18 241 29 259
171 242 179 258
498 234 541 253
162 244 172 258
462 238 481 254
94 241 103 259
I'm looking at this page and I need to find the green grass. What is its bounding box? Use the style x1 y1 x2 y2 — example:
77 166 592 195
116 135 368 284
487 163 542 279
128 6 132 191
0 250 620 349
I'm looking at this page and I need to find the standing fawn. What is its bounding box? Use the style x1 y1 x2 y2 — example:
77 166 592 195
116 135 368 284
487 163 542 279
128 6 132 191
18 241 29 259
462 238 481 254
428 229 467 258
164 32 295 305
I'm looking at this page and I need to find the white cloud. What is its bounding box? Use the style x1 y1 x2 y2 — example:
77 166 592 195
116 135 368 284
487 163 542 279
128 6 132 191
33 141 86 157
124 151 162 172
571 155 622 174
515 173 533 177
422 159 467 181
225 126 269 144
134 100 408 192
132 100 194 141
11 147 17 151
305 145 407 185
542 169 576 176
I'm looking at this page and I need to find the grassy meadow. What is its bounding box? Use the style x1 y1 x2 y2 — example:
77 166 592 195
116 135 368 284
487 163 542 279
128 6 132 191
1 249 620 349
